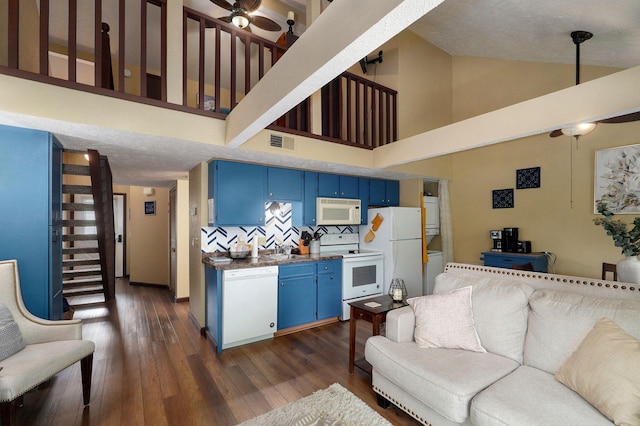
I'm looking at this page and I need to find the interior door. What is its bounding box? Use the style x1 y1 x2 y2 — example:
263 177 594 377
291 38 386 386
113 194 125 277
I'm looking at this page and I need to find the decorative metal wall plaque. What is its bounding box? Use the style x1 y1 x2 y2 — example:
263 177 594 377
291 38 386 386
492 189 514 209
516 167 541 189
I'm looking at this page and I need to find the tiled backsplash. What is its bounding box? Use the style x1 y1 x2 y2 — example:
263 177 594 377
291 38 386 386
201 202 357 252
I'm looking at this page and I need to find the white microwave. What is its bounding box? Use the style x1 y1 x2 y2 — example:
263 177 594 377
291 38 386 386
316 197 361 225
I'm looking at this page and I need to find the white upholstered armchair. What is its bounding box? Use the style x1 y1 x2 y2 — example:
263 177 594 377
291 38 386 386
0 260 95 425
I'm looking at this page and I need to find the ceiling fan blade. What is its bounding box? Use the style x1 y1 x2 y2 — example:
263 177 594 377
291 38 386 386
597 111 640 124
238 0 262 13
251 15 282 32
549 129 564 138
210 0 233 11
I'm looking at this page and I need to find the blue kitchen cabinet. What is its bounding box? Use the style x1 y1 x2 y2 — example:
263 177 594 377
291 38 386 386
303 171 318 226
278 263 316 330
266 167 303 201
205 267 223 351
0 125 63 320
210 160 266 226
316 260 342 320
369 178 400 206
318 173 359 198
358 178 370 225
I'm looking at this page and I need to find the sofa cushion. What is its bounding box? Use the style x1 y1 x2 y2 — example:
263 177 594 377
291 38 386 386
407 286 485 352
365 335 519 423
0 303 25 361
525 289 640 374
434 271 534 362
471 365 612 426
555 318 640 426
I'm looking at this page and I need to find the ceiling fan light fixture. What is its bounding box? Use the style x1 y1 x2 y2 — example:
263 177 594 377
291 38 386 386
231 11 250 28
561 122 596 137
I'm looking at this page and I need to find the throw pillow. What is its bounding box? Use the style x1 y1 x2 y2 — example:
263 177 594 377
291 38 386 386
407 286 486 352
0 303 25 361
555 318 640 426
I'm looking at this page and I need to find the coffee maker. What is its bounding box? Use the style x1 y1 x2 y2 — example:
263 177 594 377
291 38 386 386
490 230 502 252
502 227 519 253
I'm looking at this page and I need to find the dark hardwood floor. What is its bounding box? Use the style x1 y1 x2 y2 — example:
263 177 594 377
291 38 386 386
18 279 420 425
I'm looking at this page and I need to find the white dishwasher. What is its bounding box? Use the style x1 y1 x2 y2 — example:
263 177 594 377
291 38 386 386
222 266 278 350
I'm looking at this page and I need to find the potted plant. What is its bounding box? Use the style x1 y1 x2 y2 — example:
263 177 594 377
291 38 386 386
594 201 640 283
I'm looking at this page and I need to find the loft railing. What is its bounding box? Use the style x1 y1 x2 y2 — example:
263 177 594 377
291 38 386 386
0 1 396 148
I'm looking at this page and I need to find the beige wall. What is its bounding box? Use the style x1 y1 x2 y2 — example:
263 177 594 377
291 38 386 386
188 162 208 328
448 121 640 278
129 186 170 285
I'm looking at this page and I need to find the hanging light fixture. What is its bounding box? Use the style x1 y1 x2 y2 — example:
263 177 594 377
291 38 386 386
561 122 597 137
231 10 250 28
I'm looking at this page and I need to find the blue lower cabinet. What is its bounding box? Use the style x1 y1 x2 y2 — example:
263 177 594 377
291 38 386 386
278 263 316 330
316 260 342 320
205 268 222 351
278 260 342 330
480 252 548 273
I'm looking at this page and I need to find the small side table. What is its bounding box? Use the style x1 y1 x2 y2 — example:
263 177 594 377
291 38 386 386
349 295 408 374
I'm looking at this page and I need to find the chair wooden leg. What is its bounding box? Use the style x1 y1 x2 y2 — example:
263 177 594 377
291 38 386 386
81 353 93 406
1 400 17 426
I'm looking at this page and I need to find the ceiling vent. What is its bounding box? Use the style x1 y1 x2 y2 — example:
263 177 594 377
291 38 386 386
269 134 295 151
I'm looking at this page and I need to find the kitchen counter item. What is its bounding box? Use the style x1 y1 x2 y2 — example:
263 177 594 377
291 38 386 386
229 248 250 259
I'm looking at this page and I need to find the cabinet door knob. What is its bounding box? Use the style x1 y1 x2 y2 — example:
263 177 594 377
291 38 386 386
280 282 285 287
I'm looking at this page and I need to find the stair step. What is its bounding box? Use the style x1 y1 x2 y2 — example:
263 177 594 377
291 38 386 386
62 234 99 241
63 220 97 227
63 277 103 287
62 164 91 176
63 287 105 297
63 247 99 255
63 258 101 267
63 185 93 195
63 268 102 278
63 203 94 211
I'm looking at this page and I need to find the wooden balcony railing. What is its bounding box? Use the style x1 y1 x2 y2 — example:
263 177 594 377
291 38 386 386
1 1 396 148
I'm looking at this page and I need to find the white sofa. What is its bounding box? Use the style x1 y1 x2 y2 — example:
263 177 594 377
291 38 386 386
365 263 640 426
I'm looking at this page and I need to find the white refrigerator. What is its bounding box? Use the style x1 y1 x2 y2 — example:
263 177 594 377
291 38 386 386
359 207 423 298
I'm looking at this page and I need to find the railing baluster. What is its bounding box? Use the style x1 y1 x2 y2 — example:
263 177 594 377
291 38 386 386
230 29 237 108
68 0 77 83
160 1 167 101
118 0 126 92
94 0 102 85
182 10 188 105
8 0 18 68
140 0 147 97
215 25 221 113
198 18 205 110
40 0 50 75
244 35 251 96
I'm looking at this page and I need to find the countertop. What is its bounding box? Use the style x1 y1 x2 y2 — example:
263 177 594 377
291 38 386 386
202 251 342 270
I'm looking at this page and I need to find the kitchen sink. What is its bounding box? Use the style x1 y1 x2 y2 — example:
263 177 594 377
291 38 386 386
266 253 305 260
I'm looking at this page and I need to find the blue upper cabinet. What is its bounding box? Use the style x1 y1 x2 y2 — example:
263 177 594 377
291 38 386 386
303 171 319 226
368 178 400 207
0 125 62 320
211 161 266 226
266 167 303 201
358 178 370 225
318 173 359 198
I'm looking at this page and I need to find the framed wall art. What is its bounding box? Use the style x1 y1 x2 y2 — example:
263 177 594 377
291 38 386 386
594 143 640 214
144 201 156 216
516 167 541 189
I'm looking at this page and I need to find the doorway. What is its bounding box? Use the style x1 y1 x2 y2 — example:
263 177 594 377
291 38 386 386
114 194 126 278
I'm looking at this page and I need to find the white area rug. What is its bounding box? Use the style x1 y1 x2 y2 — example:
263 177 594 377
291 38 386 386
238 383 392 426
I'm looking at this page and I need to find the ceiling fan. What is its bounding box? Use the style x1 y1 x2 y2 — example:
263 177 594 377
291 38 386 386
549 30 640 138
210 0 281 32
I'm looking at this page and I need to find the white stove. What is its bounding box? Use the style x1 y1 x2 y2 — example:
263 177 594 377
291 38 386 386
320 234 384 320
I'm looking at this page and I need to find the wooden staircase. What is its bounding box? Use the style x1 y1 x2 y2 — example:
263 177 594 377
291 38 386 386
61 150 115 306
